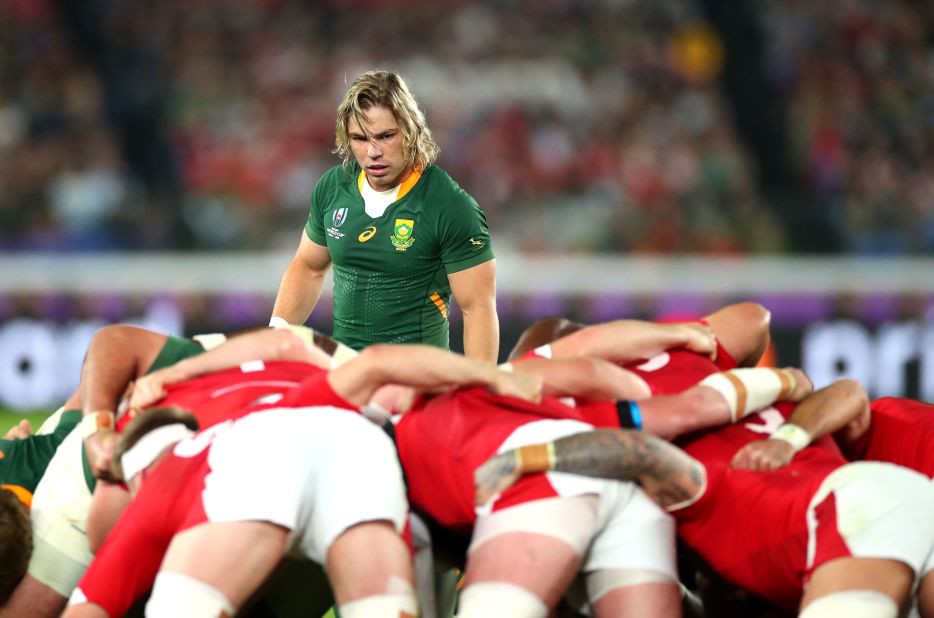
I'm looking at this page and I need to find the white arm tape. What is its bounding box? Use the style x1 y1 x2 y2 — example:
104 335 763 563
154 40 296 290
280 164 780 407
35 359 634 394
770 423 811 453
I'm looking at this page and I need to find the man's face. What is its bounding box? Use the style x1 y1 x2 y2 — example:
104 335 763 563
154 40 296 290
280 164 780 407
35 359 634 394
348 106 410 191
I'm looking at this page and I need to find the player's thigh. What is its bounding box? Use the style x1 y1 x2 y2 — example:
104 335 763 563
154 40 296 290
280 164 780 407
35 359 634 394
159 521 289 608
466 495 600 608
809 462 934 579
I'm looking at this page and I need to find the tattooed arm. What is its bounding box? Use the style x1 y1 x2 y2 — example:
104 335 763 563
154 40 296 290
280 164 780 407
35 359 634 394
475 429 705 511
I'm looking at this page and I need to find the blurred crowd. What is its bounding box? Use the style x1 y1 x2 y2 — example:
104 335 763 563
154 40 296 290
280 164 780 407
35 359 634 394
0 0 931 254
762 0 934 254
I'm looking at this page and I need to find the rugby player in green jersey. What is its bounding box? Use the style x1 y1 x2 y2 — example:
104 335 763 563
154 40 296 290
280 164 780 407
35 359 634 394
0 409 81 609
272 70 500 362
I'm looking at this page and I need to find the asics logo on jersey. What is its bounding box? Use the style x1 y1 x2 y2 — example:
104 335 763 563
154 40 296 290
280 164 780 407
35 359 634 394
358 226 377 242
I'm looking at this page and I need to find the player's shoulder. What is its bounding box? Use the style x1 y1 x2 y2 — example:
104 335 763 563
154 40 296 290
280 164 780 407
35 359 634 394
419 165 478 209
317 163 357 189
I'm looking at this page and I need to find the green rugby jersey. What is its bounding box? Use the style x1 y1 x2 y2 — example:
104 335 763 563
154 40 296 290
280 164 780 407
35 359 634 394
1 409 81 506
306 163 494 350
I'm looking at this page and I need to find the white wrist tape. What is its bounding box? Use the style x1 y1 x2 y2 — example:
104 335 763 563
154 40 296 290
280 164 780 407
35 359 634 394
770 423 811 453
268 316 290 328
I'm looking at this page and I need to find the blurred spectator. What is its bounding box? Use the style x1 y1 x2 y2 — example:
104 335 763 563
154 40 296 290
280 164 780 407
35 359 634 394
1 0 928 254
762 0 934 254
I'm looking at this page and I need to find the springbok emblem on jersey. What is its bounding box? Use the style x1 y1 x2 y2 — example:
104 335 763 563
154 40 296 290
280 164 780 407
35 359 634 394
332 208 349 228
391 218 415 251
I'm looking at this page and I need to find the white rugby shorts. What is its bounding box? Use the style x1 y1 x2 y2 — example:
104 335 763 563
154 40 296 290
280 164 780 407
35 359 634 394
197 406 408 563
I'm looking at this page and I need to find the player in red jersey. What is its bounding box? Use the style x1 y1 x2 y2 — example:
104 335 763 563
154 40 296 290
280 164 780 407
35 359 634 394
370 352 808 617
4 323 341 618
840 397 934 476
65 342 539 618
478 377 934 617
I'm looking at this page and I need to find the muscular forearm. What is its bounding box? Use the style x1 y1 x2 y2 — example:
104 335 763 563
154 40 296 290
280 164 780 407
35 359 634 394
167 329 328 382
80 326 167 414
369 344 503 392
271 258 327 324
731 378 870 471
511 357 651 401
551 321 706 363
461 303 499 363
783 378 869 442
2 575 67 618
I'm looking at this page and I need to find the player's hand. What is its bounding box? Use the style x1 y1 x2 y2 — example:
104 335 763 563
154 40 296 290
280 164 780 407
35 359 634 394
673 323 717 361
129 370 172 411
84 429 118 479
475 451 522 506
781 367 813 402
4 419 32 440
492 370 543 404
731 439 795 471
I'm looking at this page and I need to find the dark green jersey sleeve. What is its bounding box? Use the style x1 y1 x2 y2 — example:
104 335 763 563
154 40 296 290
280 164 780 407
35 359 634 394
0 409 81 493
434 174 495 274
145 336 205 374
305 166 345 246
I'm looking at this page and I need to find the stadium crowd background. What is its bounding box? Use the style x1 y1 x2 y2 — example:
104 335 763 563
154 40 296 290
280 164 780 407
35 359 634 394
3 0 933 255
1 0 933 412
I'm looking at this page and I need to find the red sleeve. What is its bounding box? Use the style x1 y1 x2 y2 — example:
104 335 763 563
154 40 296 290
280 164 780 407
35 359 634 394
72 497 172 616
274 372 358 410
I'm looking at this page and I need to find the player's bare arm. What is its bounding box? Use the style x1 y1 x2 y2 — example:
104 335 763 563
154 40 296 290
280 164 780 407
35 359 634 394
448 259 499 363
509 356 652 402
80 325 169 416
702 301 772 367
60 601 109 618
270 232 332 326
732 377 867 472
328 343 541 408
129 327 331 410
1 574 71 618
475 429 705 510
549 319 717 363
79 325 170 477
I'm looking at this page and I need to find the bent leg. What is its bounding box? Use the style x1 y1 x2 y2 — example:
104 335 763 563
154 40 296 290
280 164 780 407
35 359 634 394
154 521 288 612
326 520 416 617
461 533 581 616
803 462 934 617
802 557 909 617
460 496 600 616
589 572 681 618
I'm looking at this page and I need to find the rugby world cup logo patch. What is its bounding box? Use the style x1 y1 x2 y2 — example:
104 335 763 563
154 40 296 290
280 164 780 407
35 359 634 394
332 208 349 228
